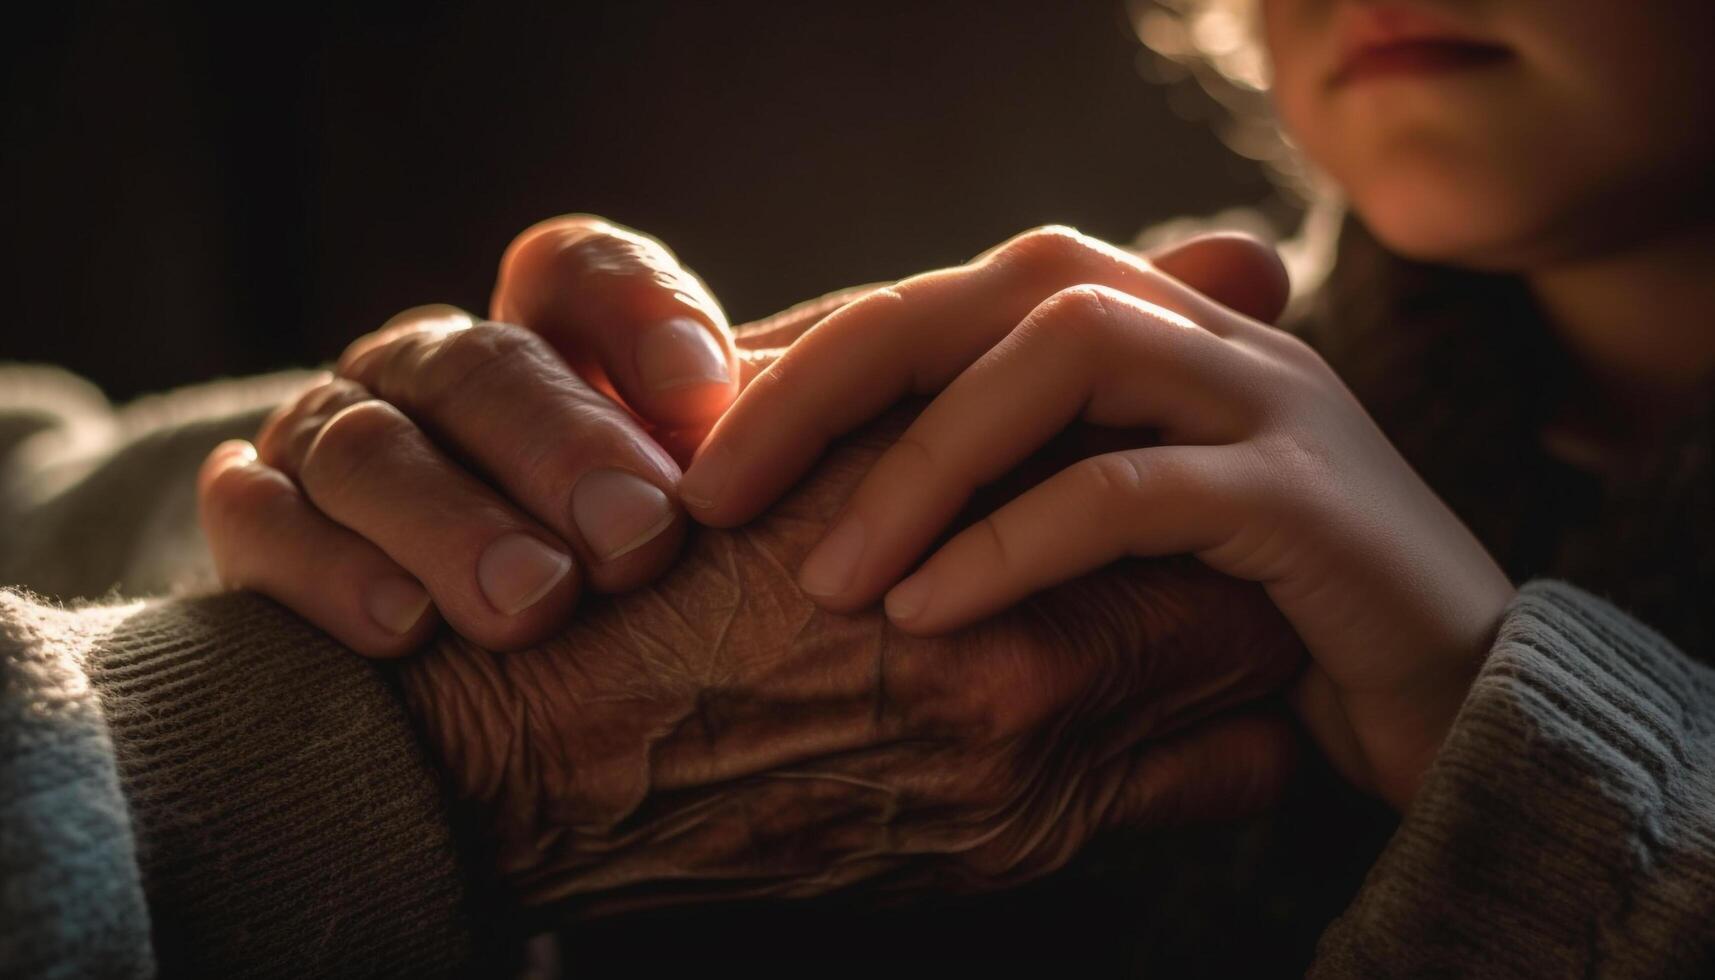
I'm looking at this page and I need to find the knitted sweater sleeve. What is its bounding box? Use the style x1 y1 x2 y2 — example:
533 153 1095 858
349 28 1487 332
1311 580 1715 978
0 365 481 977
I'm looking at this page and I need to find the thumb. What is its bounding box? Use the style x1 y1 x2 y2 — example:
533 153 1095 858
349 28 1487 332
490 215 738 430
1103 708 1300 831
1145 231 1292 325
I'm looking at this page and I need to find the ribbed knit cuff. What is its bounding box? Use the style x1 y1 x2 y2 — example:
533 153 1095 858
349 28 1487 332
1312 580 1715 978
86 591 480 978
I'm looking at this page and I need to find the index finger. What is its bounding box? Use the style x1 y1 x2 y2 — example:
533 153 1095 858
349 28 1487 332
678 228 1284 528
491 215 739 429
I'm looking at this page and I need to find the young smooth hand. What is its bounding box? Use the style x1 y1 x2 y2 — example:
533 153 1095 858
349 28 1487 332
677 226 1518 809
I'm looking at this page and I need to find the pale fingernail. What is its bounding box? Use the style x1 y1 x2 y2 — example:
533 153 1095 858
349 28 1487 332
798 516 866 597
884 574 932 622
366 576 431 635
679 443 731 511
572 468 675 562
636 316 731 392
477 533 572 615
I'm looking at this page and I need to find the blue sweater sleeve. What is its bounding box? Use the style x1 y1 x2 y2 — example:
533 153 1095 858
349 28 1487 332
1 594 154 979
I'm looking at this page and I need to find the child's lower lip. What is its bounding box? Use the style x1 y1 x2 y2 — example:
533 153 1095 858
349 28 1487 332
1331 40 1513 87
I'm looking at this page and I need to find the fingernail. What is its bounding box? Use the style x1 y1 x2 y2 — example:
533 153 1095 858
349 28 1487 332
367 576 431 635
572 468 675 562
885 574 932 622
636 316 731 392
798 516 866 597
680 443 731 511
477 533 572 615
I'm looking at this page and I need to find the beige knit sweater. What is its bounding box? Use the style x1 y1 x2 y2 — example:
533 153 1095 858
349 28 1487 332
2 363 1712 978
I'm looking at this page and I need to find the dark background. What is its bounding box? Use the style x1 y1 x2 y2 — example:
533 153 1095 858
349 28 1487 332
3 3 1372 975
2 0 1273 401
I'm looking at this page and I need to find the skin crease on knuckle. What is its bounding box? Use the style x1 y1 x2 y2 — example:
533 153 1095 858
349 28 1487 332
397 403 1305 912
404 321 554 416
297 400 415 504
255 378 371 470
993 225 1099 283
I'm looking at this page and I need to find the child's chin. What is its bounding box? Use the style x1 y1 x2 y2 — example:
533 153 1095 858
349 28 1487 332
1353 189 1553 273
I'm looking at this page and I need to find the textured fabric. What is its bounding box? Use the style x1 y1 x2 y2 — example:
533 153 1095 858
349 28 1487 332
1313 581 1715 977
0 365 479 978
88 591 477 978
0 364 320 601
5 357 1715 976
0 594 152 979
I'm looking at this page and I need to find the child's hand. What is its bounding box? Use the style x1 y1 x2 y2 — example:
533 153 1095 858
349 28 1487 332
678 226 1518 808
198 216 758 657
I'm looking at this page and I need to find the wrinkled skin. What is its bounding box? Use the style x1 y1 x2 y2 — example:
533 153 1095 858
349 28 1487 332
400 402 1306 917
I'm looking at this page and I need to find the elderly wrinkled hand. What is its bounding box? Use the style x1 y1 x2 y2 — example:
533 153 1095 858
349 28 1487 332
198 215 748 656
399 399 1304 915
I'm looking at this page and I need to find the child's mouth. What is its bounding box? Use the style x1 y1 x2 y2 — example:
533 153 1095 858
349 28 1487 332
1331 38 1514 88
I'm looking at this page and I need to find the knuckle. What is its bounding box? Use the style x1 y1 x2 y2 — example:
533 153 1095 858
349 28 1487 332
1137 451 1208 501
300 376 371 417
896 640 1041 745
1030 285 1121 347
959 653 1064 745
264 377 372 466
376 303 473 334
299 399 409 495
339 309 467 379
888 432 945 483
1076 452 1147 504
412 321 548 408
257 378 372 469
994 225 1099 280
254 403 295 459
1258 326 1327 372
522 406 638 498
340 320 418 375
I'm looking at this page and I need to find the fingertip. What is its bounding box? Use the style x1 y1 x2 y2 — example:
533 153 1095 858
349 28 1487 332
625 315 739 427
881 555 968 634
1149 231 1291 325
199 443 298 550
475 533 575 615
198 439 259 495
882 573 933 625
365 575 434 637
462 534 584 652
199 453 446 659
581 507 689 595
678 441 746 526
338 602 440 659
